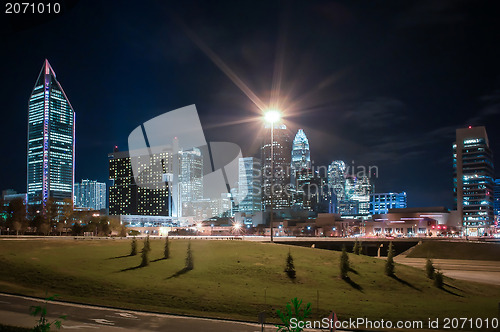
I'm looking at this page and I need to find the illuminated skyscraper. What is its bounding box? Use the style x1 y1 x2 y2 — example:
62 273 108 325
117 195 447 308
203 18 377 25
179 147 203 216
27 60 75 212
291 129 311 178
238 157 262 214
108 149 172 216
261 123 291 210
453 126 494 236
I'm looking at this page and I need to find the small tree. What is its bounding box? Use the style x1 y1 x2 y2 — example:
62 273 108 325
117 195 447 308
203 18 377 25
185 241 194 270
340 246 349 279
30 294 66 332
434 270 444 289
140 239 150 267
426 258 435 279
130 237 137 256
145 235 151 252
275 297 312 332
385 242 395 276
357 241 363 255
164 236 170 259
284 249 296 279
353 240 359 255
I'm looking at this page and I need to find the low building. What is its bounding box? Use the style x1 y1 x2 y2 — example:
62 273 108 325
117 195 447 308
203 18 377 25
366 207 461 237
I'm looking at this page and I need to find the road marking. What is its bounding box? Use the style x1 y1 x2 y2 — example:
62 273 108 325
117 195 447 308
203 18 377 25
62 324 100 329
117 312 138 319
90 318 115 325
0 301 10 304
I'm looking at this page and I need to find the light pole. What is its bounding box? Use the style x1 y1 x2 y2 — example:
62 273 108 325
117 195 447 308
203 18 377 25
264 110 281 243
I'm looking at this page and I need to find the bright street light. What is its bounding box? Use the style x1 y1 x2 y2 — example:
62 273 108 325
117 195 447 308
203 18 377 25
264 109 281 124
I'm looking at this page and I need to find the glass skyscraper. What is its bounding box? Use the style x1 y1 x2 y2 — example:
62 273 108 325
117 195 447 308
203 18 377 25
27 60 75 212
453 126 494 236
238 157 262 214
291 129 311 177
179 147 203 217
261 123 291 210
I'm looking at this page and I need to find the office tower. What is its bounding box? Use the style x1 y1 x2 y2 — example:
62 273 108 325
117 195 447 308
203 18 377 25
494 179 500 218
290 129 311 183
27 60 75 213
370 192 407 214
74 180 107 211
453 126 494 236
352 175 372 215
290 129 313 210
328 160 346 202
179 147 203 216
238 157 262 214
261 123 292 210
293 168 315 210
108 149 171 216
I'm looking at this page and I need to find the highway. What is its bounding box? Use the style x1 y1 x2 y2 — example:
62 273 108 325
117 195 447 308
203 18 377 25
0 293 270 331
393 257 500 286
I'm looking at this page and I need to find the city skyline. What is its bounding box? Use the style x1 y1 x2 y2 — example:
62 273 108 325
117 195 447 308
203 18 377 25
2 1 500 209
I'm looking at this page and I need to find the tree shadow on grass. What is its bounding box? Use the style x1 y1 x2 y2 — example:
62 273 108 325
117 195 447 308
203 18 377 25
390 275 421 292
166 267 191 279
444 282 463 291
342 276 363 292
107 254 133 260
349 267 359 275
440 285 464 297
151 257 167 263
119 264 146 272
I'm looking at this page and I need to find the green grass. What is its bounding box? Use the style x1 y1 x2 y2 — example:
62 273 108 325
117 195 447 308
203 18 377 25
0 239 499 324
406 241 500 260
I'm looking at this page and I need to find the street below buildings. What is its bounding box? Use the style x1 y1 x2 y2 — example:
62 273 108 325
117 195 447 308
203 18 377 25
393 256 500 286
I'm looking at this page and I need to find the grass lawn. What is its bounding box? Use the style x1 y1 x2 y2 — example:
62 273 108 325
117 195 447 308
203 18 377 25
406 241 500 261
0 239 499 324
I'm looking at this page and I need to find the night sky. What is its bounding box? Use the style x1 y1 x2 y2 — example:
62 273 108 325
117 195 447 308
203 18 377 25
1 0 500 208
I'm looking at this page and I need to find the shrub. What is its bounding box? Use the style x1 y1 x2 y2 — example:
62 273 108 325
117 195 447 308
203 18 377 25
30 294 66 332
340 246 349 279
275 297 312 332
140 240 150 267
353 241 359 255
385 242 395 276
426 258 435 279
434 271 444 289
164 236 170 259
130 237 137 256
284 249 296 279
144 235 151 252
185 241 193 270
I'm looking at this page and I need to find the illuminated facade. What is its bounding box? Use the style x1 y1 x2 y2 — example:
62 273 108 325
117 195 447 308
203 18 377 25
370 192 407 214
179 147 203 217
238 157 262 214
108 149 171 216
261 123 291 210
495 179 500 218
27 60 75 212
290 129 311 181
74 179 106 211
327 161 372 215
453 126 494 236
